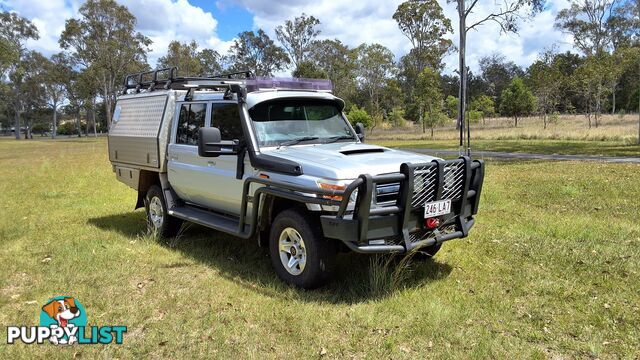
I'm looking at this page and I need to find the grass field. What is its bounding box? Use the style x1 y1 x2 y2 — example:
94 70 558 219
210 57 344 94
1 137 639 358
372 139 640 157
370 114 640 157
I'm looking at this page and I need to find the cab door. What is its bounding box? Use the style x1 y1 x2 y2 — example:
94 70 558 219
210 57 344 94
193 102 247 215
166 101 210 203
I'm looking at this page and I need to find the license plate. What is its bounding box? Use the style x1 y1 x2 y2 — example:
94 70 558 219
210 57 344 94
424 199 451 218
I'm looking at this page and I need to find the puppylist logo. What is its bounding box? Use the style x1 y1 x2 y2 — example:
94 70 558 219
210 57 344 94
6 296 127 345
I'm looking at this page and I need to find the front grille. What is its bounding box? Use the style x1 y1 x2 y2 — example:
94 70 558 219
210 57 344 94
375 182 400 205
411 166 438 207
411 161 465 208
372 160 466 209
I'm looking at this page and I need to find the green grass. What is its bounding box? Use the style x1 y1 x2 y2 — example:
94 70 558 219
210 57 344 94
373 139 640 157
1 137 639 358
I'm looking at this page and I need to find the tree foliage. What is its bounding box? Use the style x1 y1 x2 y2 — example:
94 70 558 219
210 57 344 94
157 41 223 77
469 95 495 122
356 43 396 117
275 13 320 69
393 0 452 71
226 30 289 77
500 77 536 126
59 0 151 128
415 67 446 136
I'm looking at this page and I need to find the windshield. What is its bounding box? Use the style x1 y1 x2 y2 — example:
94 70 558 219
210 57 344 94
249 99 356 148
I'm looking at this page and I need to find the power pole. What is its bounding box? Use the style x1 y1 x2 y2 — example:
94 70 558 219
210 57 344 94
457 0 467 156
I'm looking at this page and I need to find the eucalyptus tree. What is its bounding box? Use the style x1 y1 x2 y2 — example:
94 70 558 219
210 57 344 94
527 50 563 129
355 44 396 119
42 54 73 138
415 67 445 136
275 13 321 71
158 41 203 76
0 12 39 139
226 30 289 77
449 0 543 151
59 0 151 128
308 39 358 105
393 0 452 119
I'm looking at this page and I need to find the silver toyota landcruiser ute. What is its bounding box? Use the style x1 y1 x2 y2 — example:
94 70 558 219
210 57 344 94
108 68 485 288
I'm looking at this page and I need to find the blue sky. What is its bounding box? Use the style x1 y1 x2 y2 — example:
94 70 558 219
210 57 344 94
191 0 253 40
0 0 575 75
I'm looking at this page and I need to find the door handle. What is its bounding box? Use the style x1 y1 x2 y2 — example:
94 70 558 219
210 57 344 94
207 160 216 167
169 155 178 161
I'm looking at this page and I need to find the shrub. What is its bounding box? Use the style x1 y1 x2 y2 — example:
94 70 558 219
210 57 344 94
388 107 406 128
618 109 626 119
57 122 78 135
468 110 482 124
346 105 373 128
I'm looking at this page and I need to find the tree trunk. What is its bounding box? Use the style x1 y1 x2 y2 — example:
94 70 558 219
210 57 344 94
76 113 82 138
91 97 98 137
514 116 518 128
14 110 21 140
52 105 57 139
543 113 547 130
595 84 601 128
103 79 113 129
419 104 425 134
611 82 616 115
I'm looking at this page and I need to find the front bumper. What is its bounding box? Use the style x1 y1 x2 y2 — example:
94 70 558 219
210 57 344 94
320 156 485 253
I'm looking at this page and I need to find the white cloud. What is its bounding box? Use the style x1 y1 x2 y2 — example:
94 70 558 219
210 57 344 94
238 0 576 74
441 0 575 73
0 0 82 55
118 0 233 66
2 0 576 74
237 0 412 63
1 0 233 67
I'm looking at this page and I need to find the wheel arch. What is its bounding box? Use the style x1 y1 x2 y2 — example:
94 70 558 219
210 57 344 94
257 194 315 247
135 170 161 209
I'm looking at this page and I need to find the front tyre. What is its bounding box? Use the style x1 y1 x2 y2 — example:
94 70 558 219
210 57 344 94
145 185 182 238
269 209 336 289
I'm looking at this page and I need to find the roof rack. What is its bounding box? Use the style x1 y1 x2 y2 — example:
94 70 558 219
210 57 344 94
122 67 254 94
122 67 334 99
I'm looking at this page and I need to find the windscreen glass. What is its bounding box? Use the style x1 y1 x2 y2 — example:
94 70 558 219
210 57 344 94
249 99 355 147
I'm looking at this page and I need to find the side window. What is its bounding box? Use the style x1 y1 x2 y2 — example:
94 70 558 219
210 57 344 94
210 103 243 140
176 103 206 145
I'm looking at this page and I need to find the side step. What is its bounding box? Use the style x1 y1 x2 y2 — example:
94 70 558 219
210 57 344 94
168 205 249 237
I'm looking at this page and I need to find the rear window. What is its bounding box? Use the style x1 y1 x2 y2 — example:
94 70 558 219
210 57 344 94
176 103 206 145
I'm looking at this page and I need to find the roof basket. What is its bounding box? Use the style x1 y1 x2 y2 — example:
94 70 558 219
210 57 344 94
122 67 255 94
122 67 333 96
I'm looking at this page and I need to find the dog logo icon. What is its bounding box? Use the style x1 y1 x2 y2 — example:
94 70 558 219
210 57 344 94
40 296 87 345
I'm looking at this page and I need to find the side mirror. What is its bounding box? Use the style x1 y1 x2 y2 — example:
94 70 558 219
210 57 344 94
198 127 239 157
355 122 365 142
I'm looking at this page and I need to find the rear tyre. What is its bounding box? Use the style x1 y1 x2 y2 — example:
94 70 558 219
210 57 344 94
145 185 182 238
269 209 336 289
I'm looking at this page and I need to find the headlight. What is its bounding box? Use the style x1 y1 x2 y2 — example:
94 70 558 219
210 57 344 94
317 179 359 212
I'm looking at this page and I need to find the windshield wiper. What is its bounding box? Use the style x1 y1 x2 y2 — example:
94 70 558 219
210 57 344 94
323 135 356 144
278 136 319 148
